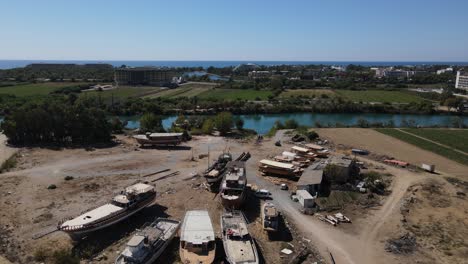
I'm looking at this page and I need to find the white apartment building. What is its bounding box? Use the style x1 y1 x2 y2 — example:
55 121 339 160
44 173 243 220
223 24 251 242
455 71 468 91
436 67 453 75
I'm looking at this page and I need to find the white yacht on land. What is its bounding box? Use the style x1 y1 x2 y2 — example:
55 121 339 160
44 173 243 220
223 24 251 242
58 183 156 240
115 218 180 264
221 210 259 264
179 210 216 264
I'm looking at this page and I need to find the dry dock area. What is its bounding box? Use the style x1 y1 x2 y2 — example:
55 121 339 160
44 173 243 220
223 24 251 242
0 130 467 264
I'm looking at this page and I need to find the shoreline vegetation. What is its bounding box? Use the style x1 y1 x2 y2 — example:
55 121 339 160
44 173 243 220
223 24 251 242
0 63 467 146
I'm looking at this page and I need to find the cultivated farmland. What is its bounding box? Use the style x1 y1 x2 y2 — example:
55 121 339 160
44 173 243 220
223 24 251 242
336 90 425 103
375 128 468 165
0 82 87 97
146 82 217 98
400 128 468 153
82 86 161 100
279 89 337 98
197 88 273 100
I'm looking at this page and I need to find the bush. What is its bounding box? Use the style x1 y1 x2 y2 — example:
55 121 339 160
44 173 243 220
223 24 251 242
235 118 244 130
306 130 319 140
214 112 233 136
52 249 79 264
201 119 215 134
140 113 165 133
110 117 125 133
0 153 17 173
47 184 57 190
64 176 74 181
284 119 299 129
33 248 48 262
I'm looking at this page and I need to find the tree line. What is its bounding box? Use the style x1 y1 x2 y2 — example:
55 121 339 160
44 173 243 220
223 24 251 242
1 96 112 145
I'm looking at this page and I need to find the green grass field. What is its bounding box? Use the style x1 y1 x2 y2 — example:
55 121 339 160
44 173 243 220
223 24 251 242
375 128 468 165
336 90 425 103
400 128 468 153
146 83 217 99
197 88 273 100
0 82 86 97
279 89 336 98
81 86 161 100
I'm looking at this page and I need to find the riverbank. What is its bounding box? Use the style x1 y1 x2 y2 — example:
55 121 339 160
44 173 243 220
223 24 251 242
120 113 468 135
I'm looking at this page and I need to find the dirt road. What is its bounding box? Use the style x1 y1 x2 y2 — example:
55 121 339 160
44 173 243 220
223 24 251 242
248 142 425 264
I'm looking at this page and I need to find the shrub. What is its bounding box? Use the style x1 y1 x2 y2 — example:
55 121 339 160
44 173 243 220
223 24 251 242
51 249 79 264
33 248 49 262
201 119 215 135
214 112 233 136
140 113 165 133
235 118 244 130
306 130 319 140
0 153 17 173
284 119 299 129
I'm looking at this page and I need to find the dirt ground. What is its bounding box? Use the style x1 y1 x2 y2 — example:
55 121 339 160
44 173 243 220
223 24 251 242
1 128 467 264
316 128 467 177
0 135 317 264
315 128 468 264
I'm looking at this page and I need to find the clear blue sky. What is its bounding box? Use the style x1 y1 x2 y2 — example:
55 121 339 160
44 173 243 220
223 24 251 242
1 0 467 61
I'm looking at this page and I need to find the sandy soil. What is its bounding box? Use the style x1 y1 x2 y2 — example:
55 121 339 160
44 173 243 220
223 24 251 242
0 134 17 165
1 128 466 264
0 135 315 264
316 128 468 177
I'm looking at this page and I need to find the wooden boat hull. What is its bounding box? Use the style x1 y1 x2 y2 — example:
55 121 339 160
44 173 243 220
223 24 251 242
179 247 215 264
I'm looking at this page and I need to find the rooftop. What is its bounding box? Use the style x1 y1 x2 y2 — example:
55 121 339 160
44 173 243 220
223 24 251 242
291 146 310 153
259 159 295 169
297 167 323 186
297 189 314 199
181 210 215 244
304 143 325 151
125 183 154 195
328 155 353 167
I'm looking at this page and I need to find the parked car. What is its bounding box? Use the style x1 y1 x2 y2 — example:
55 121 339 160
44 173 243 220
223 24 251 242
280 184 288 190
255 189 271 199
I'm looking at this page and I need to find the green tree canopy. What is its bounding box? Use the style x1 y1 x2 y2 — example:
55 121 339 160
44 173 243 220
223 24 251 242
140 113 165 133
215 112 233 135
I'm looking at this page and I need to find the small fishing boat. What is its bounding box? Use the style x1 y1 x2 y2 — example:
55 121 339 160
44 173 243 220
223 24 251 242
115 218 180 264
262 202 279 232
179 210 216 264
203 153 232 185
221 210 259 264
220 161 247 209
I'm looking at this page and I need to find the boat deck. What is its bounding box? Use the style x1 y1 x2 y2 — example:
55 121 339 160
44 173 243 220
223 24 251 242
61 203 123 228
223 212 257 263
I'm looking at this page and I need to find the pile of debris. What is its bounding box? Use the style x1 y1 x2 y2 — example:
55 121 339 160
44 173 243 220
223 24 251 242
316 213 351 226
385 233 417 254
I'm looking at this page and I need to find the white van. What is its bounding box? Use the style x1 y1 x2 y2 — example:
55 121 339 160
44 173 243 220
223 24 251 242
255 189 271 199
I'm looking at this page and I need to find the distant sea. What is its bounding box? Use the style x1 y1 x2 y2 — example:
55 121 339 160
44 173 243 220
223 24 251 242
1 60 468 70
